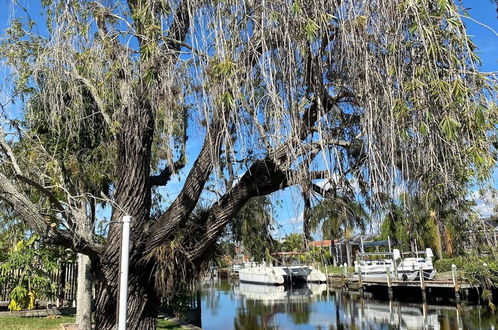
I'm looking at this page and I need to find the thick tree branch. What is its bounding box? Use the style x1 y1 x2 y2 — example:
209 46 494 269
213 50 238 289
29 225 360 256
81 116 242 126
146 120 222 250
185 158 288 260
183 91 357 260
185 167 348 261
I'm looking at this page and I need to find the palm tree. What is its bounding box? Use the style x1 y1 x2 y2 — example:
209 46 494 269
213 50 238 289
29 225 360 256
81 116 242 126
309 195 367 241
308 195 368 266
380 192 477 258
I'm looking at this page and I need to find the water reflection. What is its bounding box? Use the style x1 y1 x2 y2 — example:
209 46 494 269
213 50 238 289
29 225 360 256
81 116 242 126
236 283 327 305
233 283 326 329
200 280 497 330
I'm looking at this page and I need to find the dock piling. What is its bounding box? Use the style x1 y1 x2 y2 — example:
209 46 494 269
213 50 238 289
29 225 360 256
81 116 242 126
419 266 426 301
342 263 348 290
386 266 393 299
358 265 364 296
451 264 460 302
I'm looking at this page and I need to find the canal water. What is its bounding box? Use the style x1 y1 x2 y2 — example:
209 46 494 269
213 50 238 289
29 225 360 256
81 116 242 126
198 280 497 329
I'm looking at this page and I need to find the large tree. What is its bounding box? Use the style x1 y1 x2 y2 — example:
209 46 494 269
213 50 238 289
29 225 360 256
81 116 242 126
0 0 496 329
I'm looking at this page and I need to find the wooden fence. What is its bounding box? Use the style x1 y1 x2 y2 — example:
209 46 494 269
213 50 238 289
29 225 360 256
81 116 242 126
0 262 78 307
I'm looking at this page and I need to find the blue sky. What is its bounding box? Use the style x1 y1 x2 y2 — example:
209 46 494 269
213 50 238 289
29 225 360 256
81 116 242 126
462 1 498 72
460 1 498 222
0 1 497 239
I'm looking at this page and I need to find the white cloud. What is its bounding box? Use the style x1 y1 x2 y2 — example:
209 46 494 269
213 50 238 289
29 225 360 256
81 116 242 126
289 211 303 224
471 189 497 218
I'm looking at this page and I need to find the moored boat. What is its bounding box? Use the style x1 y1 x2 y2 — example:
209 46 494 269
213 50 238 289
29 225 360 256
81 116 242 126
354 248 436 281
238 263 326 285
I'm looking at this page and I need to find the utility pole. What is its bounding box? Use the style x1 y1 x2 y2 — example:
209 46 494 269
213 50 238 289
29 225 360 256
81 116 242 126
118 216 131 330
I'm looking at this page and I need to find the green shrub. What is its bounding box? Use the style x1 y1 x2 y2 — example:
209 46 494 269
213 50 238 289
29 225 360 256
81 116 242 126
0 236 60 311
434 256 466 272
435 255 498 310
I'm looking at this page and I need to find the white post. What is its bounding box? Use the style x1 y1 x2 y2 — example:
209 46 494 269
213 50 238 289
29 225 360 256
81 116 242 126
118 216 132 330
451 264 457 287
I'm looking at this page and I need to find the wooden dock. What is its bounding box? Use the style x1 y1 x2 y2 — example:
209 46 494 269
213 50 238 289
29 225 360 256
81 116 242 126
359 278 473 289
327 270 479 302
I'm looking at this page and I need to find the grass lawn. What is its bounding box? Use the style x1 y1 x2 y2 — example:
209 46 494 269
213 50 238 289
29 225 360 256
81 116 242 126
157 318 185 329
0 315 186 330
323 265 354 274
0 315 75 330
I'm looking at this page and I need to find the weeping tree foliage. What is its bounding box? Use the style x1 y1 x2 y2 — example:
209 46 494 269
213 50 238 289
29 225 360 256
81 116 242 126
228 196 277 262
0 0 496 329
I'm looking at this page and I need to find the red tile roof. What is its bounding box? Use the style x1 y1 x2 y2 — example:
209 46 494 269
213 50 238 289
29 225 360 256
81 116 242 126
309 240 332 247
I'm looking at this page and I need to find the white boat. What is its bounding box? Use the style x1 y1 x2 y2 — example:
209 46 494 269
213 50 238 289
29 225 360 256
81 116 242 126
238 264 285 284
398 248 436 280
238 263 327 285
354 248 436 281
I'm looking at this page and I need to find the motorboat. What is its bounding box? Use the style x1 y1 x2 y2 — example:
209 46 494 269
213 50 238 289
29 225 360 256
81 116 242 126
354 248 436 281
398 248 436 280
238 262 327 285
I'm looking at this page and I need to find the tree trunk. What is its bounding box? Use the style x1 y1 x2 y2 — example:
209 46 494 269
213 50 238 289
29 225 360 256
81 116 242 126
92 98 158 330
94 257 160 330
435 218 444 259
76 253 93 330
345 241 352 267
56 263 66 308
302 189 312 250
331 241 337 267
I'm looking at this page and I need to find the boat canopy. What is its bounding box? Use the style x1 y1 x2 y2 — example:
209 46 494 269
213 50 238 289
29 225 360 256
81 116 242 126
363 240 390 248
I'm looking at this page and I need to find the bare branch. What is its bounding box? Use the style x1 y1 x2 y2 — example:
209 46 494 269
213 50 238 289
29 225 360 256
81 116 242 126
148 155 187 187
0 172 101 258
0 127 22 175
185 157 288 260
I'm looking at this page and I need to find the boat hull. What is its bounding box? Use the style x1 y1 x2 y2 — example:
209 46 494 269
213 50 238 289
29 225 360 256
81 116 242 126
239 267 285 285
239 266 327 285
